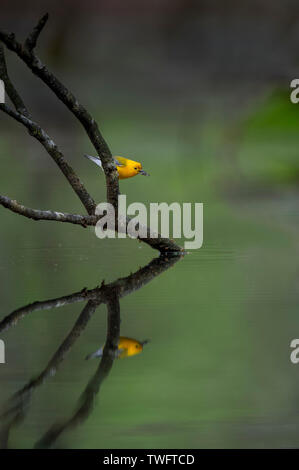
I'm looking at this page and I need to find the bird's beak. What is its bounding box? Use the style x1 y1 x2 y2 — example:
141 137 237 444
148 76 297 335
139 169 150 176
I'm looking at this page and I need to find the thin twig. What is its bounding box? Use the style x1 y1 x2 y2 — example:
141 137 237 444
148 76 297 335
24 13 49 53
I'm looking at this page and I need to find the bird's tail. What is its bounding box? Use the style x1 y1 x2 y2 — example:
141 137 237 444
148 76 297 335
84 154 103 170
85 347 103 360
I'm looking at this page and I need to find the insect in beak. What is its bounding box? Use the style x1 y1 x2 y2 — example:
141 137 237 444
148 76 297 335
139 169 150 176
140 339 150 346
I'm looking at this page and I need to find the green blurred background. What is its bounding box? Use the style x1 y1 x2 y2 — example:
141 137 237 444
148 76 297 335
1 0 299 449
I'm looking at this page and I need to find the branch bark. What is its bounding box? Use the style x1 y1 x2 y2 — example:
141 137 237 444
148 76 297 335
0 195 97 227
24 13 49 53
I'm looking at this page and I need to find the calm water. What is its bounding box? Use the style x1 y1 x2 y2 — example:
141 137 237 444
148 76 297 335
1 93 299 448
1 192 299 449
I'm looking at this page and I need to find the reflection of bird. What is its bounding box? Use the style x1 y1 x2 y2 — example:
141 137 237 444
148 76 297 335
84 155 149 179
85 337 149 360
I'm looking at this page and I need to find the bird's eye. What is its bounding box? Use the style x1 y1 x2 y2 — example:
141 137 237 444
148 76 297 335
134 167 137 170
136 344 139 348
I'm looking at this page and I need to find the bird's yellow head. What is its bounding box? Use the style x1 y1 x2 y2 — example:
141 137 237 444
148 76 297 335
127 341 143 355
131 161 142 177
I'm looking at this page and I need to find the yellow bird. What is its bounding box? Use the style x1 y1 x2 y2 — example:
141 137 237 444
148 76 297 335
85 336 149 360
84 154 149 179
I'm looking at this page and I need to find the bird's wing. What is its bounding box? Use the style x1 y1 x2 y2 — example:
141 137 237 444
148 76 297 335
85 346 103 360
114 156 127 167
85 154 125 170
117 348 128 359
84 154 103 169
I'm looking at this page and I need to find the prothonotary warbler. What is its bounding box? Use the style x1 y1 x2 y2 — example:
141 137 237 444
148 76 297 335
84 154 150 179
85 336 149 360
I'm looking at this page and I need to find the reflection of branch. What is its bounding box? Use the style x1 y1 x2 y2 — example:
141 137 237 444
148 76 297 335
0 254 182 334
0 288 94 334
0 254 183 447
0 299 102 448
36 291 121 448
0 412 23 450
0 300 100 422
15 301 100 399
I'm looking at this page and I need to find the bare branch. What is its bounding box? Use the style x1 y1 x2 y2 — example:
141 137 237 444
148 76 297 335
0 16 183 253
24 13 49 53
134 219 183 253
0 195 98 227
0 103 96 214
0 22 119 209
